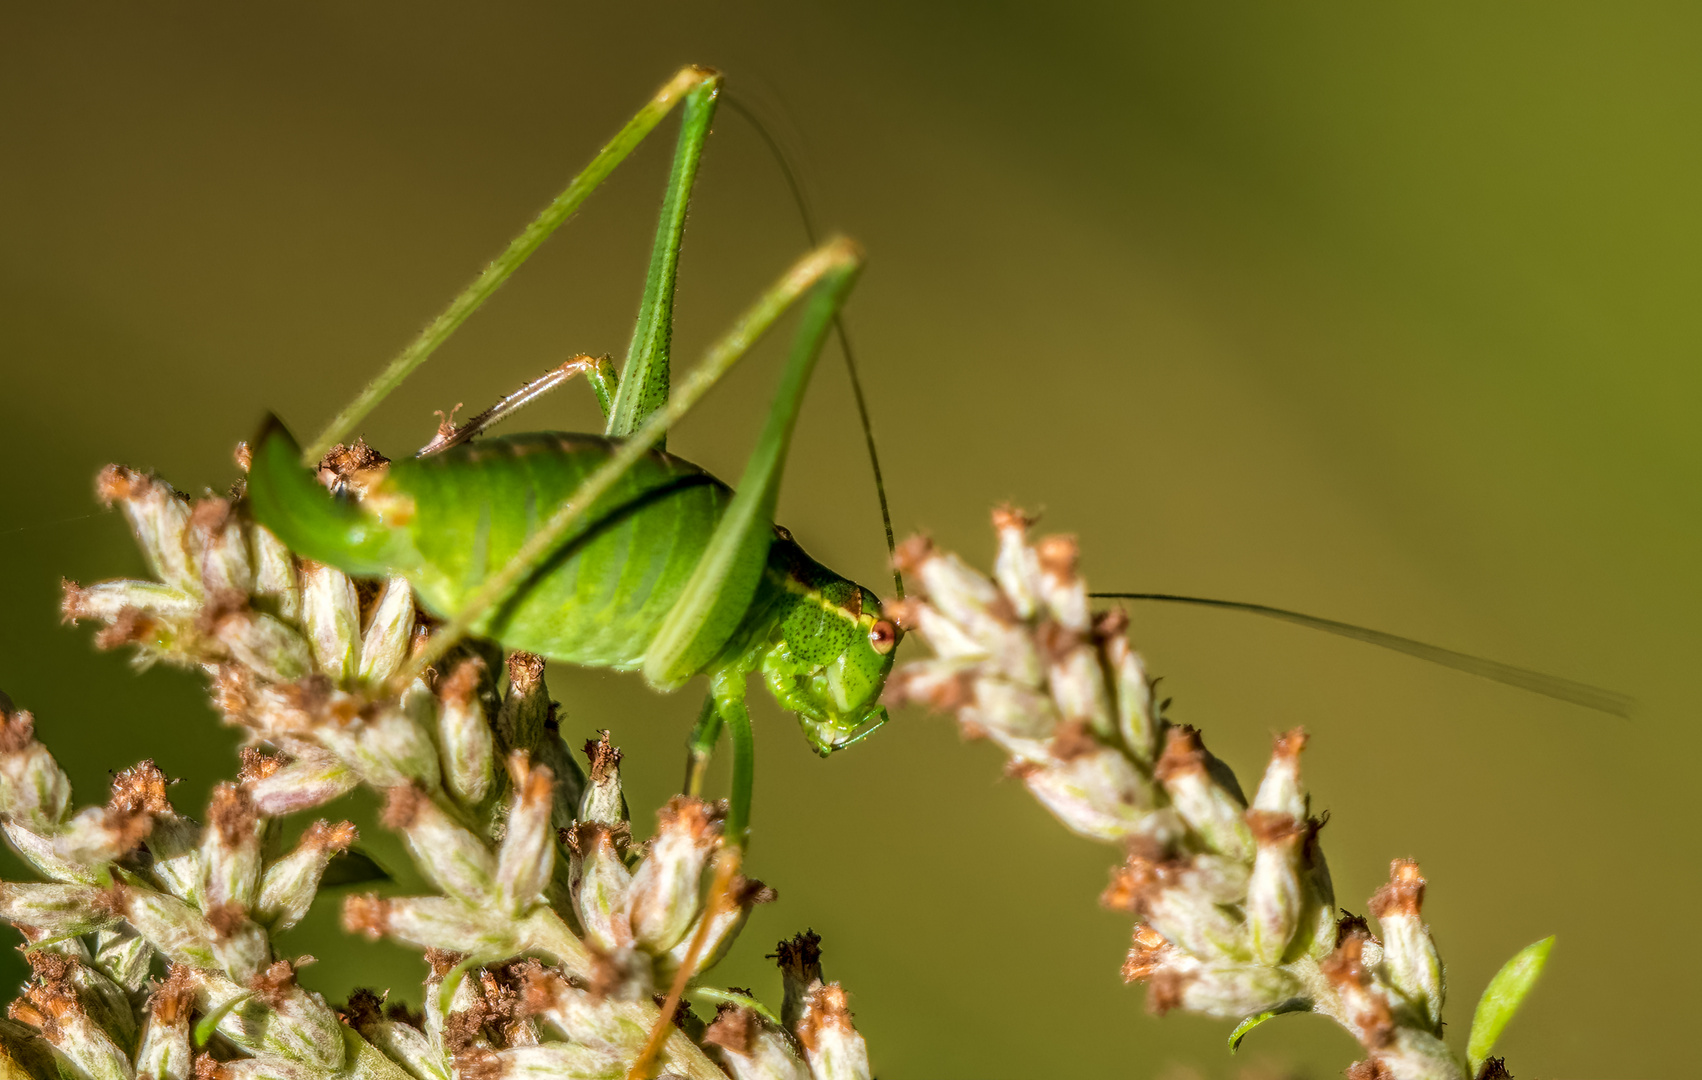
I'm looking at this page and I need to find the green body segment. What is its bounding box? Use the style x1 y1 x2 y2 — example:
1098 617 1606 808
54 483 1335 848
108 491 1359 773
394 433 731 669
246 421 896 752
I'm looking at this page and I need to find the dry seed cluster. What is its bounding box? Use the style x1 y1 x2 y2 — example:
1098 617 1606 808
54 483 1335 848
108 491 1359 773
6 460 870 1080
885 509 1475 1080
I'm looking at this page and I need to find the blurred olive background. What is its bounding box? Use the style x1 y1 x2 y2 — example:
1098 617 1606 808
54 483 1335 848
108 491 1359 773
2 3 1697 1076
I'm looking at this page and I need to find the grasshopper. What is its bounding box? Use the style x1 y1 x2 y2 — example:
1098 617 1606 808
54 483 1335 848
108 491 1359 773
245 67 900 860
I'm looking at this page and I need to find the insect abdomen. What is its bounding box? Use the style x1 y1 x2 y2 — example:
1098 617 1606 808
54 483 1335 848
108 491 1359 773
390 433 733 669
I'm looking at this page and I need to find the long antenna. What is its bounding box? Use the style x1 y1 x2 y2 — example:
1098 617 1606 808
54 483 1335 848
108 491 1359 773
1091 591 1635 718
724 93 904 598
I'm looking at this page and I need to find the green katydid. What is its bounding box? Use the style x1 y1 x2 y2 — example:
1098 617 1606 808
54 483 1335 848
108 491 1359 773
243 63 1637 863
245 67 898 857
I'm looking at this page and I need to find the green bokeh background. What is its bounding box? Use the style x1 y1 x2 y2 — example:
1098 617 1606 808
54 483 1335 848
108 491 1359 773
2 4 1696 1076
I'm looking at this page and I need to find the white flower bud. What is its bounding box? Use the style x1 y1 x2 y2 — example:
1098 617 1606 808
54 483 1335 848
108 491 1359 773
217 1054 325 1080
795 983 870 1080
201 784 263 912
358 577 415 687
704 1004 812 1080
3 822 96 885
1157 961 1302 1020
99 465 197 595
135 967 195 1080
1154 728 1253 862
60 579 201 626
91 928 153 994
1252 729 1308 818
497 652 553 756
496 756 553 915
484 1043 625 1080
1245 811 1306 965
360 1019 448 1080
31 946 137 1052
144 815 206 906
250 524 301 623
381 787 494 904
190 499 254 598
437 659 493 807
0 883 116 938
300 561 361 684
0 710 71 830
1097 613 1158 764
1113 854 1249 961
1033 534 1090 634
1370 859 1445 1033
1019 744 1167 843
256 820 358 932
203 964 345 1071
991 506 1044 619
628 798 721 953
115 883 219 970
898 538 1004 638
247 749 358 817
342 894 518 957
213 612 314 684
1361 1028 1462 1080
1042 633 1115 740
207 909 269 984
320 701 440 790
15 978 133 1080
566 823 632 952
577 732 626 827
660 874 775 980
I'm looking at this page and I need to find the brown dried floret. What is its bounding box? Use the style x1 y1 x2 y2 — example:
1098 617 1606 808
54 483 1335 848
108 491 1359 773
1121 923 1171 984
237 748 285 785
207 783 258 845
94 608 159 651
794 982 854 1053
316 439 389 487
148 965 198 1025
1035 534 1078 582
342 895 391 941
424 949 466 981
203 901 250 940
1346 1059 1396 1080
1368 858 1426 919
1246 809 1305 846
505 651 546 697
991 504 1036 534
771 931 823 987
380 784 428 830
1322 929 1394 1047
890 535 935 577
193 1053 230 1080
703 1002 758 1055
1144 967 1189 1015
1272 726 1309 761
248 959 298 1008
110 760 173 815
1048 720 1101 762
0 710 36 755
583 730 622 783
1153 725 1208 783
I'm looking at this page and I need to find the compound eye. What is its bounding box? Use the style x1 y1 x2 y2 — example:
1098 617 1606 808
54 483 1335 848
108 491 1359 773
868 619 898 655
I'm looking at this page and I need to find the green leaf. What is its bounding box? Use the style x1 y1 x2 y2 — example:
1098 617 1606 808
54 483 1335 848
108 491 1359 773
1228 999 1310 1053
194 992 253 1047
1468 935 1555 1071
